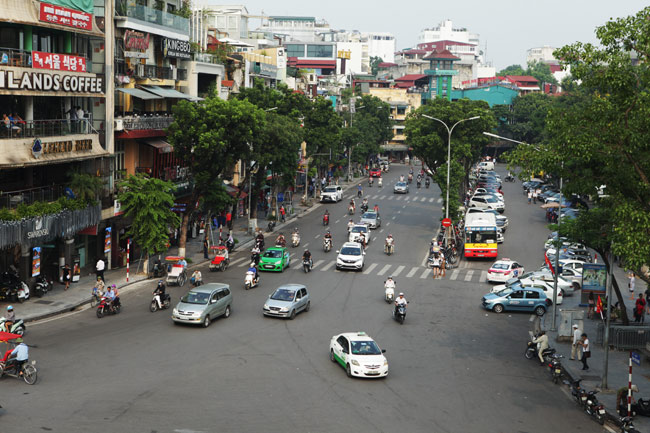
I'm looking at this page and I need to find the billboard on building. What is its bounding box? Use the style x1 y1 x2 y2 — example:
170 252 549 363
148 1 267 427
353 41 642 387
31 247 41 277
39 2 93 31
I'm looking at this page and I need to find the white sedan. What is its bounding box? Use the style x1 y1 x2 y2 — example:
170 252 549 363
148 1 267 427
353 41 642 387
348 224 370 244
487 259 524 283
329 332 388 378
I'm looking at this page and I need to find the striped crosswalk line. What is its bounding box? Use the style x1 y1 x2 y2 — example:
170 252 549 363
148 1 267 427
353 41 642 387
320 260 335 271
392 265 405 277
312 259 325 269
464 270 474 281
449 269 460 280
377 264 391 276
437 198 443 203
380 195 386 199
429 198 434 203
396 196 402 200
231 257 248 267
362 263 378 274
406 267 419 278
387 196 394 200
480 271 488 282
420 269 431 279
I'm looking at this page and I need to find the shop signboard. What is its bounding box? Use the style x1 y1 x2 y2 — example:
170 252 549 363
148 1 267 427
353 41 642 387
124 30 150 50
163 38 191 59
260 63 278 78
0 70 103 94
32 51 87 72
39 2 93 31
32 247 41 277
104 227 112 254
580 263 607 305
72 255 81 282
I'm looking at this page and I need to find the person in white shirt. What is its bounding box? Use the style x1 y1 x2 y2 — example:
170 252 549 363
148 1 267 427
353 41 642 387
580 333 590 370
96 258 105 281
394 292 408 316
570 324 582 361
533 331 549 365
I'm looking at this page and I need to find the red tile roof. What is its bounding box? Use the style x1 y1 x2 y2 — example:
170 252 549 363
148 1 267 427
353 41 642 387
378 62 398 67
418 40 475 50
505 75 539 82
422 49 460 61
395 74 427 82
398 49 428 55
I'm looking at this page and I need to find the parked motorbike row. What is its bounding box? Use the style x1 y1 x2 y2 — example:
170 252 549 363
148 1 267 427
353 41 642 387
0 271 52 304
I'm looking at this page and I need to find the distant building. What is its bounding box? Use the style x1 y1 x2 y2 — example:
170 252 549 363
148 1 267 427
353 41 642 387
258 16 330 42
418 19 479 45
422 49 460 101
451 84 519 107
526 46 570 88
367 32 396 63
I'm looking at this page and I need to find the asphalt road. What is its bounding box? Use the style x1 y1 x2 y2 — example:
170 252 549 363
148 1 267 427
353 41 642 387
0 163 603 433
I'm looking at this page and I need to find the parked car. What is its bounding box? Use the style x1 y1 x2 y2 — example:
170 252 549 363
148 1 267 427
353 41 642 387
172 283 232 327
491 278 565 303
468 196 504 213
262 284 310 320
482 286 551 316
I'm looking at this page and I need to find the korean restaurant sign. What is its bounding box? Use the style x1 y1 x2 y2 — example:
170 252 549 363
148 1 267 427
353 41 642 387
39 2 93 31
163 38 191 59
0 70 103 94
32 52 87 73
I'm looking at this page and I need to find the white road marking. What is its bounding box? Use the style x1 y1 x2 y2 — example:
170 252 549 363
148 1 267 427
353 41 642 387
388 196 394 200
377 264 391 276
450 269 460 280
312 259 325 269
480 271 488 282
320 260 335 271
314 234 320 239
464 270 474 281
437 198 443 203
386 222 391 226
380 195 386 199
303 243 309 248
429 198 434 203
380 229 384 233
406 267 419 278
397 210 401 214
335 219 340 224
237 260 249 267
363 263 378 274
402 205 406 209
405 197 410 201
420 269 431 279
392 216 396 220
230 257 247 266
392 265 405 277
372 237 377 242
420 250 429 267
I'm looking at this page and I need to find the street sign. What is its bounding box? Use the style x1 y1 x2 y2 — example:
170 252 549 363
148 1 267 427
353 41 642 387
277 192 284 203
441 218 452 228
631 351 641 366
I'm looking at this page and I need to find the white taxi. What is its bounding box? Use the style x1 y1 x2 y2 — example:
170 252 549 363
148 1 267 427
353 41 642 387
487 258 525 283
329 332 388 378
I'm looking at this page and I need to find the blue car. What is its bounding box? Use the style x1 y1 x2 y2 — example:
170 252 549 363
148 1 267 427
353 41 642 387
481 286 551 316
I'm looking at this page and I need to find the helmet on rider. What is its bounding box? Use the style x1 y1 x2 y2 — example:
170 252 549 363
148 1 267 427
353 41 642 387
399 292 404 297
7 305 13 311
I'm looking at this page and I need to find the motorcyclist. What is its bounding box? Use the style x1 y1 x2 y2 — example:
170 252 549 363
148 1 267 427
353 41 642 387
225 233 235 252
349 198 355 213
250 245 261 265
191 269 202 287
302 249 313 269
408 173 413 183
347 219 355 233
5 338 28 374
324 230 333 245
323 209 330 223
384 276 396 290
153 280 166 308
255 232 265 249
385 234 394 252
394 292 408 316
425 177 430 187
247 262 258 284
357 184 363 198
292 227 300 244
416 178 421 188
399 174 405 182
275 233 286 247
369 177 373 186
378 177 383 187
153 258 163 277
373 204 379 213
533 331 550 365
104 285 116 311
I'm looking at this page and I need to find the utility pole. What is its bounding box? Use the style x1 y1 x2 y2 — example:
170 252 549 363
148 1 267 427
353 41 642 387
601 242 614 389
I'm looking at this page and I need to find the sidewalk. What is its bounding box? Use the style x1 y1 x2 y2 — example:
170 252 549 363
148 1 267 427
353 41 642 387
6 174 365 323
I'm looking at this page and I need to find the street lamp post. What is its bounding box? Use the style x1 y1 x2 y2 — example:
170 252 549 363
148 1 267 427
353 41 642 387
347 101 364 182
423 114 480 223
482 132 562 331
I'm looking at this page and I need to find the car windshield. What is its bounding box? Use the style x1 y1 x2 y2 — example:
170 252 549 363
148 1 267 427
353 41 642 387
324 187 337 193
181 291 210 304
351 226 367 234
263 250 283 258
485 197 499 203
496 287 514 297
492 263 510 270
340 246 361 256
270 288 296 301
350 340 382 355
396 182 406 187
362 212 376 219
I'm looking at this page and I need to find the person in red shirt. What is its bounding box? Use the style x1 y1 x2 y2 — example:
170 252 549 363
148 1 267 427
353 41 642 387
226 211 232 230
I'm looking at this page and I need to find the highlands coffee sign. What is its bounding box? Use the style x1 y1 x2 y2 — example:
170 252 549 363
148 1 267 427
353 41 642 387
0 71 103 94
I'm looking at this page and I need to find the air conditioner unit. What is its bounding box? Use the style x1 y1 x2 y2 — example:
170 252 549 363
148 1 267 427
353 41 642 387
136 64 145 77
114 119 123 131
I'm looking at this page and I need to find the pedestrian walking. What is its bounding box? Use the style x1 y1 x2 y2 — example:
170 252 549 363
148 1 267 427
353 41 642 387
279 205 286 223
587 292 595 319
579 333 590 370
634 293 646 323
226 211 232 230
570 324 582 361
527 189 532 204
203 237 209 259
532 189 538 204
63 263 71 290
628 271 636 293
96 257 105 282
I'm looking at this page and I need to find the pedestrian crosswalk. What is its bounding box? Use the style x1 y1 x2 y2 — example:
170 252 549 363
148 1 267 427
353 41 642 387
345 194 442 204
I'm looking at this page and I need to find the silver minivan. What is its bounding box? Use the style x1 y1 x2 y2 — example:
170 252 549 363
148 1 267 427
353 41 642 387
172 283 232 328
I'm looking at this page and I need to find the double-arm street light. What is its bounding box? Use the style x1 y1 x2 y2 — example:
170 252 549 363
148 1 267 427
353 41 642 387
422 114 480 221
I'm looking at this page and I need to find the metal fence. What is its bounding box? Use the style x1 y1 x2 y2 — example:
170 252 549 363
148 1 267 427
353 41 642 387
596 322 650 350
1 118 94 139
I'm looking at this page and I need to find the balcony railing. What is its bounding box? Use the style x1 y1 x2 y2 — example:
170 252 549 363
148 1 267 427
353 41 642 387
192 52 222 65
119 115 174 130
120 2 190 35
1 118 95 139
0 185 64 209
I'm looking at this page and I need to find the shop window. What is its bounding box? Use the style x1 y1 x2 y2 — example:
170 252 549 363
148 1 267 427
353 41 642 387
285 44 304 58
306 45 333 58
0 27 20 49
115 141 125 180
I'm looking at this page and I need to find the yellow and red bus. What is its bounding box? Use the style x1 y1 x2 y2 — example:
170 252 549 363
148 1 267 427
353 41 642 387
464 212 498 258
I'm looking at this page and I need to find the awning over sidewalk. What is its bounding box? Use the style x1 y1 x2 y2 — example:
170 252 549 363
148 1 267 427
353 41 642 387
118 87 162 100
144 139 173 153
141 85 192 99
226 185 248 199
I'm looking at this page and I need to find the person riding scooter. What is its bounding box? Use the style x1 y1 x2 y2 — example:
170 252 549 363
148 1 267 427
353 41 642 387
369 177 374 187
348 198 355 214
275 233 286 247
348 219 355 233
378 177 383 187
302 249 313 269
255 232 265 250
153 280 167 309
385 276 396 291
533 331 550 365
247 262 259 285
251 245 261 265
425 177 430 188
5 306 15 331
324 230 333 245
394 292 408 316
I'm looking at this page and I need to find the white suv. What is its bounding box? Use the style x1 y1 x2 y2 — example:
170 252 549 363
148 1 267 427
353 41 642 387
320 186 342 202
336 242 365 271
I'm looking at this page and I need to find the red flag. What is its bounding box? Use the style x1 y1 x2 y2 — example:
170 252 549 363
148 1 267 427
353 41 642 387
595 295 603 314
544 251 555 275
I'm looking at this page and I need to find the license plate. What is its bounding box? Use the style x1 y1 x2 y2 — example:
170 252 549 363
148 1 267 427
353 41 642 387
555 369 562 374
366 371 379 375
265 265 273 269
598 409 605 414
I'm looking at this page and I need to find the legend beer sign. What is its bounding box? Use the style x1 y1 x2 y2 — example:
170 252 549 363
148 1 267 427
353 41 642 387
0 71 103 94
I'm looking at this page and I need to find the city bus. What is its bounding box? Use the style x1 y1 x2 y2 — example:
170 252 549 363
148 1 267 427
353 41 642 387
464 212 498 258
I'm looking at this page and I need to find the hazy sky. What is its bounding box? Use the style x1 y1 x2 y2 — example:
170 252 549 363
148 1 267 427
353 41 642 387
214 0 648 70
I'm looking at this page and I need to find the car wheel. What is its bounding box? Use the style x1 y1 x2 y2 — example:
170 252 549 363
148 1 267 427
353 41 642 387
289 309 296 320
493 304 504 314
535 306 546 316
573 282 580 291
346 364 352 378
330 349 336 362
203 316 211 328
224 305 231 318
305 301 310 312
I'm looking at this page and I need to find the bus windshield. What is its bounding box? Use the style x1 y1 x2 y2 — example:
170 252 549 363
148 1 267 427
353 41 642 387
465 229 497 244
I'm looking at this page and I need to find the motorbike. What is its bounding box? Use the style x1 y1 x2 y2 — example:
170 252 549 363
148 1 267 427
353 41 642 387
0 358 37 385
323 214 329 226
384 239 394 255
244 271 259 290
360 204 368 213
150 291 171 312
547 354 563 384
384 283 395 303
96 297 121 318
0 271 28 303
291 232 301 247
275 237 286 248
416 180 421 188
267 221 276 232
408 174 413 184
584 390 606 425
393 303 408 324
571 379 588 407
0 317 26 336
323 238 332 252
425 178 430 188
151 261 166 278
368 178 373 187
620 416 641 433
348 204 355 215
33 275 53 298
524 332 555 361
16 281 29 303
378 178 383 188
225 237 235 253
303 258 313 273
251 251 261 266
505 174 515 182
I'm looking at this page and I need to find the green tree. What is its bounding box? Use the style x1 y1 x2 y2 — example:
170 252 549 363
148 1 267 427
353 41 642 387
493 92 553 144
507 7 650 284
67 172 103 202
526 60 558 85
117 174 180 271
497 64 526 76
342 95 392 169
167 96 266 256
303 97 342 177
370 56 384 76
405 98 496 221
